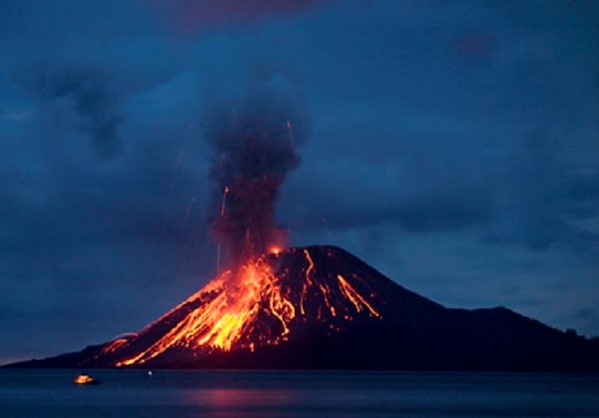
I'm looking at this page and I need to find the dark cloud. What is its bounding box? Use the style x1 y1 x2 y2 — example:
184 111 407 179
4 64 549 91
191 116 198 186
395 191 492 232
149 0 332 30
486 130 599 253
0 66 212 361
15 63 124 157
284 174 492 234
0 1 152 41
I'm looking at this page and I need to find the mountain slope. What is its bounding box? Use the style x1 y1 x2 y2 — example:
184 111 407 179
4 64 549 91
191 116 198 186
7 246 598 371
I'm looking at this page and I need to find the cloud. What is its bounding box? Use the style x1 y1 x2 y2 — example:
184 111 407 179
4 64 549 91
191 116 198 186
486 130 599 254
283 161 492 234
15 63 124 157
0 68 212 348
149 0 332 30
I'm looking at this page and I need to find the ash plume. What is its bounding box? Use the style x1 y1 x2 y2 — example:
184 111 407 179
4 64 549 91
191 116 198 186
204 77 307 269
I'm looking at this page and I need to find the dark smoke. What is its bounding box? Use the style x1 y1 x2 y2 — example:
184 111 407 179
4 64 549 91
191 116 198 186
204 77 307 269
16 63 123 158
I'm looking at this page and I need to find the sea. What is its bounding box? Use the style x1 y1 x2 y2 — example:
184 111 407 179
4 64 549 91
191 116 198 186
0 369 597 418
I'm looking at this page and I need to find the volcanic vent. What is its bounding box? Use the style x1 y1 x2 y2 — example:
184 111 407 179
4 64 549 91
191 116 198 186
83 245 429 367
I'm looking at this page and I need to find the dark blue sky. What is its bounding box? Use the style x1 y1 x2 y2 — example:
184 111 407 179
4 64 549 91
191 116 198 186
1 0 598 364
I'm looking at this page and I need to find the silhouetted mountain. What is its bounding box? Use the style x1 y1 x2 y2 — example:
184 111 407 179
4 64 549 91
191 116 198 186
7 246 598 371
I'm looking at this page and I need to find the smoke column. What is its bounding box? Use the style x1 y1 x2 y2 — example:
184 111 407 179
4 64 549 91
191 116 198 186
204 77 307 270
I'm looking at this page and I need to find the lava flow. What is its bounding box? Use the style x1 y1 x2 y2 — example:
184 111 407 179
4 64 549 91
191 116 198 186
85 245 390 367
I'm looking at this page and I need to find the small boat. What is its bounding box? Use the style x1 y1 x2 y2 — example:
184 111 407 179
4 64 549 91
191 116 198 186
73 374 100 385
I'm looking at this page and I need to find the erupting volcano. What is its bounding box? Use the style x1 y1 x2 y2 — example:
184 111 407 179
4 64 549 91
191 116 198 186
77 83 402 368
16 244 599 370
81 245 398 367
9 83 598 371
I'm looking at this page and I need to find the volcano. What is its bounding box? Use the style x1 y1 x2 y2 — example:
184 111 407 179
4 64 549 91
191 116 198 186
11 246 598 371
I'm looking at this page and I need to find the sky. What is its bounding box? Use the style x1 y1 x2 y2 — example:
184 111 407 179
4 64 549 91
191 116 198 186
1 0 598 364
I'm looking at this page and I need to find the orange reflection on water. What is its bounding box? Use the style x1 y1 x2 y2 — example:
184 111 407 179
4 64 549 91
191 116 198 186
190 387 294 409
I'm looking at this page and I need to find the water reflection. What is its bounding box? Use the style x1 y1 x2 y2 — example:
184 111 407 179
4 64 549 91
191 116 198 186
198 388 294 407
187 387 301 418
186 385 404 418
1 370 598 418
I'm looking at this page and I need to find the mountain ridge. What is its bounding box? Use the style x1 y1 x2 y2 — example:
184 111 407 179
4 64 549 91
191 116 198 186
6 245 598 371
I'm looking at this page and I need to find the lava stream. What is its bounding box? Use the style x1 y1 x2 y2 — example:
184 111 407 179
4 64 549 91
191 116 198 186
105 247 383 367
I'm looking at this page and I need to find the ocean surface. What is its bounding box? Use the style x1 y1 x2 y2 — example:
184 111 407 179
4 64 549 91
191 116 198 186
0 369 597 418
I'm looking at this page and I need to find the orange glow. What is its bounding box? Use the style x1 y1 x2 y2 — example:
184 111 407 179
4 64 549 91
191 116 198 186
73 374 95 385
114 259 297 366
268 246 282 255
220 186 230 217
299 249 315 315
319 283 336 317
337 274 381 318
106 248 385 367
100 338 128 355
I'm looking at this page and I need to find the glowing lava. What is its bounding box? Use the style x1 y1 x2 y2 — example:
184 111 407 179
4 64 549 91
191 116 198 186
115 258 293 366
91 246 384 368
268 245 282 255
